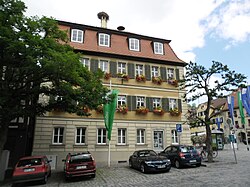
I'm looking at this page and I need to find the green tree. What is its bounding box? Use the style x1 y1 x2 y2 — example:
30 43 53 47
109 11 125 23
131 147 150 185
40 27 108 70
0 0 107 159
180 61 246 162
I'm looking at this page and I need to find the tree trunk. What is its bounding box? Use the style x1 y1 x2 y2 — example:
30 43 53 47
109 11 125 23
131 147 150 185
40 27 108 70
0 122 9 162
205 123 213 162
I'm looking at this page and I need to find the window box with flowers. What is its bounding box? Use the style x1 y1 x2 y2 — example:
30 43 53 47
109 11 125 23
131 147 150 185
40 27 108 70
136 107 149 114
168 79 178 87
153 107 165 115
136 75 146 82
169 108 181 116
95 105 103 114
152 76 162 85
117 73 129 81
104 72 111 80
116 105 128 114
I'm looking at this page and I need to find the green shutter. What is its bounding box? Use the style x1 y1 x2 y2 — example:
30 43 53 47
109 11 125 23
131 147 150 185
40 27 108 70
90 59 98 72
110 61 117 77
160 67 167 81
175 69 180 80
127 96 132 111
132 96 136 110
147 97 153 111
128 63 135 79
178 99 182 112
162 98 169 112
145 65 151 80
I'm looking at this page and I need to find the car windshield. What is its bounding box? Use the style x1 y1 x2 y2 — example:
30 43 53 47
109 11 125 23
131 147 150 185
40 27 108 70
138 150 157 157
17 158 42 167
69 154 92 164
180 146 196 153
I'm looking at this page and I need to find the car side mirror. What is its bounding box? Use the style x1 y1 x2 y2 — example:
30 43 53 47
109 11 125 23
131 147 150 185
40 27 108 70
48 160 52 163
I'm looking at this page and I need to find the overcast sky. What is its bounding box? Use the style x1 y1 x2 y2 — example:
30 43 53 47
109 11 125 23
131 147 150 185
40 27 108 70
22 0 250 104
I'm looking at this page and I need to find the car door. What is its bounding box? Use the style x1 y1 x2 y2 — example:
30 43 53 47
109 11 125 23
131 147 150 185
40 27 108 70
159 146 172 161
130 151 139 169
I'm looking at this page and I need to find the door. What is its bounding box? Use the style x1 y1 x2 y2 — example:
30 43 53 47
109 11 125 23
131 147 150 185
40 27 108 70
153 131 163 150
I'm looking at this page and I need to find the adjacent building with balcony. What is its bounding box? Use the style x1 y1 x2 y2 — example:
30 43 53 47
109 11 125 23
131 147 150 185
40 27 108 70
32 12 191 169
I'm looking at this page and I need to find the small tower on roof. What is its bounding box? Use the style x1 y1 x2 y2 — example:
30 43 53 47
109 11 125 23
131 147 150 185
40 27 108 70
97 12 109 28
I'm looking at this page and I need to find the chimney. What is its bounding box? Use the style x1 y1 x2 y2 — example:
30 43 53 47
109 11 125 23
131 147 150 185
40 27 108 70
97 12 109 28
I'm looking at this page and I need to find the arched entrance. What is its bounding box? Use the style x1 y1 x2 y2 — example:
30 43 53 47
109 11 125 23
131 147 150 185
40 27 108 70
238 131 245 143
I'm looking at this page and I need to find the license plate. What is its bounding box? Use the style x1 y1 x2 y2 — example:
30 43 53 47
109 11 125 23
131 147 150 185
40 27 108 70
189 160 196 163
24 168 35 172
76 165 87 169
158 165 165 168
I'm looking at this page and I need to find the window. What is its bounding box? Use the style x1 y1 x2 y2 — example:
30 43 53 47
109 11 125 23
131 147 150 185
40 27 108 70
117 95 126 106
80 58 90 69
129 38 140 51
99 33 110 47
71 29 83 43
117 62 127 74
137 129 145 144
151 66 159 77
154 42 163 54
75 127 86 144
136 96 146 108
135 64 144 75
153 98 161 108
97 128 107 144
99 60 109 73
234 111 237 117
118 128 126 145
169 98 177 110
53 127 64 144
171 129 178 144
167 68 174 79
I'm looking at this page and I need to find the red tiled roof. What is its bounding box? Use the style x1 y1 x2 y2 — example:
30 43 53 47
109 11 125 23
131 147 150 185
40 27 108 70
58 21 185 65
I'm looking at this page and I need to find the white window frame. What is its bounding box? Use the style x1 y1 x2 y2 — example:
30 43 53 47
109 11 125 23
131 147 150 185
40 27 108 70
129 38 140 51
136 96 145 108
75 127 86 145
153 98 161 108
171 129 178 144
151 66 159 77
80 58 90 70
118 128 126 145
154 42 163 55
99 60 109 73
52 127 64 144
71 29 83 43
137 129 145 144
169 98 177 110
97 128 107 144
99 33 110 47
117 62 127 74
167 68 175 79
117 95 126 106
135 64 144 76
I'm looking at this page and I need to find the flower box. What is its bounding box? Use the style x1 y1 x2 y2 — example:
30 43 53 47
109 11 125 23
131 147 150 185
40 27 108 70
136 107 149 114
117 73 129 81
96 105 103 114
153 107 165 115
168 79 178 87
136 75 146 82
169 108 181 116
152 76 162 85
116 105 128 114
104 72 111 80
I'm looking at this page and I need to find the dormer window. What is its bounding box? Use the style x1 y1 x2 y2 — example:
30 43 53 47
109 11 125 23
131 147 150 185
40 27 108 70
99 33 110 47
129 38 140 51
154 42 163 55
71 29 83 43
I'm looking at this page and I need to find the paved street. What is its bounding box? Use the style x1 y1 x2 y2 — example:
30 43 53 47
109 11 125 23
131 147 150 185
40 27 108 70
1 143 250 187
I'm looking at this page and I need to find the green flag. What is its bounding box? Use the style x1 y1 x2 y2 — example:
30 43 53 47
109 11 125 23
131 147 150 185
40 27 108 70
238 91 245 125
104 90 118 140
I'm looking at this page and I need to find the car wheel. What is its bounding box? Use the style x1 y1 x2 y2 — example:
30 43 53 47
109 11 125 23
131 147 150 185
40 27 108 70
140 163 146 173
129 160 133 168
196 163 201 167
91 173 96 178
48 170 51 177
175 160 181 169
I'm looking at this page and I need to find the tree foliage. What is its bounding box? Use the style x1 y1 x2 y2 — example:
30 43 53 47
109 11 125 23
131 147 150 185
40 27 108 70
180 61 246 162
0 0 108 158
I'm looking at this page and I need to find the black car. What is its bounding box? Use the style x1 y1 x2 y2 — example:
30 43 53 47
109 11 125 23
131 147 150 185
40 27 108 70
129 150 171 173
159 145 201 169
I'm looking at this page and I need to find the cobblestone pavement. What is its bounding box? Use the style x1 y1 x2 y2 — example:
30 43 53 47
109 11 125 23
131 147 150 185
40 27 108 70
1 143 250 187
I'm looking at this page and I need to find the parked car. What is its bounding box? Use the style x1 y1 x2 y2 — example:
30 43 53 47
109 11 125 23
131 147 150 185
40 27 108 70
159 145 201 169
129 149 171 173
12 155 51 185
62 152 96 180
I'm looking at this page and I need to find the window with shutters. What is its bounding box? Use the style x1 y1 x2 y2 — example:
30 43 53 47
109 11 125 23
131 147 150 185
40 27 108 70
136 96 146 108
99 33 110 47
135 64 144 75
71 29 83 43
169 98 177 110
117 95 126 106
153 98 161 109
99 60 109 73
167 68 175 79
117 62 127 74
80 58 90 70
151 66 159 77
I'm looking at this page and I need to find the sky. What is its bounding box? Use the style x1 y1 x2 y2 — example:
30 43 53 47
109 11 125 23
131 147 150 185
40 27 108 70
21 0 250 104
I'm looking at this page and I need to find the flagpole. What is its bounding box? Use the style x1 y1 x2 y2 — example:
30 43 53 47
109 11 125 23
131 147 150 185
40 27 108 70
108 80 111 167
